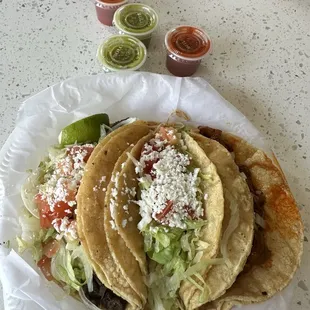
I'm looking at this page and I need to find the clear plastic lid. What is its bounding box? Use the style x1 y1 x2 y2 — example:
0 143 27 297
113 4 159 37
97 35 147 71
165 25 211 61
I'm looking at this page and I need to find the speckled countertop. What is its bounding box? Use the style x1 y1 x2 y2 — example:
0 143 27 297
1 0 309 309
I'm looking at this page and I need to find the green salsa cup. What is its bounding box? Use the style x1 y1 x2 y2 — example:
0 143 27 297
113 3 159 48
97 35 147 72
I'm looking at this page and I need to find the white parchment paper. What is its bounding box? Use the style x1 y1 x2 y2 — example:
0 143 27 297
0 72 293 309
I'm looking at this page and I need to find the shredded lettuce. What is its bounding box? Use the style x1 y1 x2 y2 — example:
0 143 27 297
199 172 214 183
138 176 151 190
184 218 208 230
71 245 93 292
51 242 92 292
143 221 213 309
17 210 56 262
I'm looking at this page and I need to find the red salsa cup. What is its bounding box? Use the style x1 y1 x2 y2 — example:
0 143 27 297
165 26 211 77
95 0 128 26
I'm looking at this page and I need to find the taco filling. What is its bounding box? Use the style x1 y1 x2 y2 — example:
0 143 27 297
134 127 219 309
17 115 135 309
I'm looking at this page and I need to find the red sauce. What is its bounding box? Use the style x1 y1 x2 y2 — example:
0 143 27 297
166 55 201 77
165 26 211 77
95 0 127 26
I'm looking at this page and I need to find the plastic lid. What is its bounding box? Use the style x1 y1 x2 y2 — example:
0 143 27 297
113 4 159 36
97 35 147 71
96 0 127 5
165 26 211 61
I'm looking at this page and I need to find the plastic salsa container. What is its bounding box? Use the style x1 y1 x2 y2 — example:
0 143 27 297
165 26 211 77
97 35 147 72
113 3 159 48
95 0 128 26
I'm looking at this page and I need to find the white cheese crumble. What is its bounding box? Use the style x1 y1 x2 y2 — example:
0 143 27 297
122 219 127 228
99 176 106 183
52 217 78 240
136 138 203 230
110 220 117 230
39 145 93 212
38 144 94 239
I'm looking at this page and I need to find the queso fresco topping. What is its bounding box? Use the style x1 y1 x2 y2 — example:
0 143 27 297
35 144 94 239
136 128 203 229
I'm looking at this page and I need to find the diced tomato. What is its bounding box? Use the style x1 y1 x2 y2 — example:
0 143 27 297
37 255 54 281
155 200 174 221
141 143 160 156
158 127 178 145
35 193 74 229
69 145 94 163
35 194 53 228
143 159 159 178
184 205 197 219
43 240 60 258
53 200 74 219
56 160 73 176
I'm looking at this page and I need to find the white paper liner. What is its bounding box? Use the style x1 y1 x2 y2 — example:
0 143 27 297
0 72 293 309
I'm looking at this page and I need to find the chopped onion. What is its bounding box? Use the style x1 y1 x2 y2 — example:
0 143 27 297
111 117 137 130
255 213 266 229
126 152 140 168
240 172 247 180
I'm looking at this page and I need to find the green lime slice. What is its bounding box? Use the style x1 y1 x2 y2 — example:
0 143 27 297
59 114 110 146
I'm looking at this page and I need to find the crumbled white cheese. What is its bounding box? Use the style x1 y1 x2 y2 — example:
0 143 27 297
122 219 127 228
68 201 76 207
38 145 94 212
110 220 117 230
136 138 203 230
52 217 78 240
129 217 133 222
111 188 118 198
99 176 106 183
110 199 117 219
125 187 136 197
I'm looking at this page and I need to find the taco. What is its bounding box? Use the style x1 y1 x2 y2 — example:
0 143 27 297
17 116 152 310
16 113 303 310
179 133 254 309
77 121 151 309
196 126 303 310
127 126 225 309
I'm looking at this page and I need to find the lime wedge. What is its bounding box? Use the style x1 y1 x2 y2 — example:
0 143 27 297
59 113 109 146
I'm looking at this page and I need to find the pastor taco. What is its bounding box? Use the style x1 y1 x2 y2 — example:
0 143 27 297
196 126 303 310
179 133 254 309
